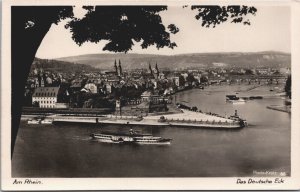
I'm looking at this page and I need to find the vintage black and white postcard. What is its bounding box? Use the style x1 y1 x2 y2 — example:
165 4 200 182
1 0 300 190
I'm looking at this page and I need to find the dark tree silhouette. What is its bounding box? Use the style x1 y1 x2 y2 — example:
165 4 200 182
12 6 73 158
11 5 257 157
191 5 257 27
66 6 178 52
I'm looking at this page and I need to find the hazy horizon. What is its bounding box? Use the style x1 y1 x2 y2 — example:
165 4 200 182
35 50 291 60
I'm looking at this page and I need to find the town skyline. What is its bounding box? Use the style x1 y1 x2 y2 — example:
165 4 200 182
49 51 291 71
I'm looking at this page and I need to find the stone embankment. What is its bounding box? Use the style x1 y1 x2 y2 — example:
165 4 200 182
51 109 243 129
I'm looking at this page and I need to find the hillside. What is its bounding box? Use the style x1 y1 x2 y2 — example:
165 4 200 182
56 51 291 70
32 58 97 72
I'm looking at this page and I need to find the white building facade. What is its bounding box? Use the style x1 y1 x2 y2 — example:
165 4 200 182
32 87 60 108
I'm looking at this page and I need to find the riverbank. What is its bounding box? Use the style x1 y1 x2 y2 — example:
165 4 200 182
267 105 291 113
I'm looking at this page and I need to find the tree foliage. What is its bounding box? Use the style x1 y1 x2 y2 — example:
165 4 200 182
66 6 178 52
65 5 257 52
191 5 257 27
21 6 73 27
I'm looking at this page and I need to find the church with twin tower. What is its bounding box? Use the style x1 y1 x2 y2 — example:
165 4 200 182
148 62 160 79
114 59 122 76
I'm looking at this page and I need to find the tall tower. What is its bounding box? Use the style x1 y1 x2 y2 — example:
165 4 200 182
114 59 118 74
115 99 121 116
148 63 153 74
155 62 159 74
118 60 122 76
154 62 159 79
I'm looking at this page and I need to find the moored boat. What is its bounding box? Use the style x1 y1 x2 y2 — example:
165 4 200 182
27 119 41 124
226 95 246 104
249 96 263 100
41 119 53 124
231 99 246 104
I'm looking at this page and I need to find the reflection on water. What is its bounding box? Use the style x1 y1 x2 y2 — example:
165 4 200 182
12 85 290 177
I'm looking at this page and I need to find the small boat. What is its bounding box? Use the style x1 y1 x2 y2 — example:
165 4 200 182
226 95 246 104
231 99 246 104
226 95 239 101
28 119 41 124
249 96 263 100
90 129 172 145
41 119 53 124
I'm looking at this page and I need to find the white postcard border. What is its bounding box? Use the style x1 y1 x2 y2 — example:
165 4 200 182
1 0 300 190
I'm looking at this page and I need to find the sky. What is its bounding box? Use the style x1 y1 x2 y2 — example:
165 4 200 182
36 5 291 59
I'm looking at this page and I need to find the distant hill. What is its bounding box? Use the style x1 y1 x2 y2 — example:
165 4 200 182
32 58 97 72
56 51 291 70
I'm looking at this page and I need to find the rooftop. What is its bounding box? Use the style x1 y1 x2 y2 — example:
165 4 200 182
32 87 60 97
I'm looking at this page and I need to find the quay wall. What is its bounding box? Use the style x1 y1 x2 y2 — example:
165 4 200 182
52 111 242 128
22 107 113 115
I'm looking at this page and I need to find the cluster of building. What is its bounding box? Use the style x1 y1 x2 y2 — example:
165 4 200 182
25 60 173 114
24 59 290 115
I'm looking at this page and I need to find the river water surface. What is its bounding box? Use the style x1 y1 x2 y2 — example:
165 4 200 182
12 85 291 177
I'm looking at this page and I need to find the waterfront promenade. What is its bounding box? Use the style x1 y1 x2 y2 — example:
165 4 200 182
50 109 243 128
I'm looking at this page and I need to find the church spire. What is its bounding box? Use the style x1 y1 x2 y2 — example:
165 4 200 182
118 60 122 75
114 59 118 73
148 63 153 74
155 62 159 74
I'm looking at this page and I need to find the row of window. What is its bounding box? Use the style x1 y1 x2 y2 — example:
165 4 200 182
39 100 55 104
40 105 54 108
34 92 56 97
33 97 56 100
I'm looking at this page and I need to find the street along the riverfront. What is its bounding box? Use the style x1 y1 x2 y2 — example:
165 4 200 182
12 84 291 177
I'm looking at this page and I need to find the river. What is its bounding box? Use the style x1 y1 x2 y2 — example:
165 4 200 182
12 85 291 177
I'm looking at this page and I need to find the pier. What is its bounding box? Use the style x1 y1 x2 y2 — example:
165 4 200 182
51 109 245 129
